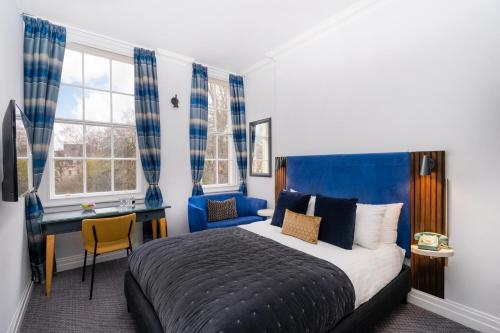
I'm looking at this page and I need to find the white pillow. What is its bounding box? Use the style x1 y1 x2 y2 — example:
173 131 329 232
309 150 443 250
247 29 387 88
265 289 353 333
354 204 387 249
306 195 316 216
289 189 316 216
380 203 403 244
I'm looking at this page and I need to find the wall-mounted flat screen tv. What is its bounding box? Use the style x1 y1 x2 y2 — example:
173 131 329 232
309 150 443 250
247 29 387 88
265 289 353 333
2 100 18 202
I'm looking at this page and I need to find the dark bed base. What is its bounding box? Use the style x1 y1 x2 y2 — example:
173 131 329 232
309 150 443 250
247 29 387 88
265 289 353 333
125 265 411 333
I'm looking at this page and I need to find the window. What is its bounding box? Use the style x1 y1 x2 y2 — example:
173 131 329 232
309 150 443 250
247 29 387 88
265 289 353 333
16 117 30 195
51 45 139 198
202 78 236 187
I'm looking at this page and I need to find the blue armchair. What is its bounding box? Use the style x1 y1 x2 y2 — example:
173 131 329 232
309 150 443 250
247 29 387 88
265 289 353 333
188 192 267 232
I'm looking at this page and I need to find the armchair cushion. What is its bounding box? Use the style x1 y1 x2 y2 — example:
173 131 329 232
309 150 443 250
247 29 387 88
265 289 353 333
207 216 264 229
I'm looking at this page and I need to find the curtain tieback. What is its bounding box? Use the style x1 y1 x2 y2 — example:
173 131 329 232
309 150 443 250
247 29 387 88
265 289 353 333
148 183 159 186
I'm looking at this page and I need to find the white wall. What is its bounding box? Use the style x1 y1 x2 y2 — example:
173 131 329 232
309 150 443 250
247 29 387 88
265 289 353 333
157 57 193 236
246 0 500 319
245 62 277 207
0 0 31 332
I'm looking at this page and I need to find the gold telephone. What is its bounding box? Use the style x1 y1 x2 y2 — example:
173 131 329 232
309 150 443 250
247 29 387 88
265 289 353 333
414 232 449 251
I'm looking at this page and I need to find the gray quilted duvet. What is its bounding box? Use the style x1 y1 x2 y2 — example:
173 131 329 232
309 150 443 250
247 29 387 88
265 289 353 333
128 227 355 333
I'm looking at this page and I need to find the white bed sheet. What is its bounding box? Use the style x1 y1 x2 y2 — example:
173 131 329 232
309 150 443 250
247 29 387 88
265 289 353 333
240 220 405 308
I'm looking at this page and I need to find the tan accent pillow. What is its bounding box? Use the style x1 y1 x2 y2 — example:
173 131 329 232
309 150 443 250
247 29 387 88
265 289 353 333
281 209 322 244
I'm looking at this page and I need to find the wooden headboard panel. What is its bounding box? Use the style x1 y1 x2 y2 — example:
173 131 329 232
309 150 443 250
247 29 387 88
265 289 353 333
274 156 287 203
410 151 446 298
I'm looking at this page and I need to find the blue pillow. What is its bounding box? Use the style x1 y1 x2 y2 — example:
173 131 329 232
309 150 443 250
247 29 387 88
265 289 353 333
271 191 311 227
314 194 358 250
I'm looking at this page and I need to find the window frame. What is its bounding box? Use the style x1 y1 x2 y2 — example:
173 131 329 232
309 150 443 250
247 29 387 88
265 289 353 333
202 76 239 191
49 44 142 200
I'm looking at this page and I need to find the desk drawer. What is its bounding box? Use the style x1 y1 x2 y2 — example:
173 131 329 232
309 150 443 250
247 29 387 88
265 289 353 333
136 210 164 223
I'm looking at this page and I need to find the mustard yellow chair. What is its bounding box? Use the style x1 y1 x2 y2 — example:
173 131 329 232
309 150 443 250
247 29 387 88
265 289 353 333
82 213 136 299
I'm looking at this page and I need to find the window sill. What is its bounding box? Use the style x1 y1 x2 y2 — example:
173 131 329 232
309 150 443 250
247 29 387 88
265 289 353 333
44 190 144 210
202 184 240 194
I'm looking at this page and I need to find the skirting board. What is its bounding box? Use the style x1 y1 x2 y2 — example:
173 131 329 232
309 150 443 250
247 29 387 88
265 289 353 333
7 280 33 333
409 289 500 333
56 250 129 272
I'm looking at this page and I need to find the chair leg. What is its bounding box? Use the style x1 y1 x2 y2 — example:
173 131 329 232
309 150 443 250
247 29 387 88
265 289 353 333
82 250 87 282
89 253 97 300
126 248 129 257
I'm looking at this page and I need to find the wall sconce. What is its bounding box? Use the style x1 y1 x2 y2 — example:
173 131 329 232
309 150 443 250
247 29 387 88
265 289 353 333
171 94 179 108
420 155 435 176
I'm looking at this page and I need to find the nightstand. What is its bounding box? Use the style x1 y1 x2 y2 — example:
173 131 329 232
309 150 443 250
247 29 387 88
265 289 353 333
257 209 274 218
411 244 454 259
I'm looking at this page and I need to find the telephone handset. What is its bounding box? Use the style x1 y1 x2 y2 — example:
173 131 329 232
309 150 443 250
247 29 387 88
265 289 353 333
414 232 449 251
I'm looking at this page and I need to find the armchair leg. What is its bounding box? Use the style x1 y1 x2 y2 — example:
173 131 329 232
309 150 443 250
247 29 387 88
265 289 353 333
82 250 87 282
89 253 97 300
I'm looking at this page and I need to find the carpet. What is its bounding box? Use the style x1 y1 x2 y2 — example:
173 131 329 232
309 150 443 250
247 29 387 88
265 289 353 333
20 258 475 332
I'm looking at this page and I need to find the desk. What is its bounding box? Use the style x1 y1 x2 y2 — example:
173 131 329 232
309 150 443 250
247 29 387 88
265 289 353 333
41 204 170 296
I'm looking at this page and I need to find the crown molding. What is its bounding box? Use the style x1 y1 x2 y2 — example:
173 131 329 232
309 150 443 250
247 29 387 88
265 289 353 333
156 48 195 65
65 26 141 57
266 0 387 59
241 58 275 76
242 0 388 75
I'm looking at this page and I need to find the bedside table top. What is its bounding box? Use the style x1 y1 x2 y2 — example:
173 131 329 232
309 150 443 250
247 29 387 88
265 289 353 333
411 244 454 258
257 209 274 217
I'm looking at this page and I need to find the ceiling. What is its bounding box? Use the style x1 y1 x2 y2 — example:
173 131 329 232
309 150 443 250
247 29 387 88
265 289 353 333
20 0 360 72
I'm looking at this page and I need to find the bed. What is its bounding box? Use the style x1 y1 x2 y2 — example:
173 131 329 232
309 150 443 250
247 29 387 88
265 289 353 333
125 152 412 332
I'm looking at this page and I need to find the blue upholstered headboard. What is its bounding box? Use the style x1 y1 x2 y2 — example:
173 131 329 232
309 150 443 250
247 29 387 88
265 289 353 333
286 152 411 257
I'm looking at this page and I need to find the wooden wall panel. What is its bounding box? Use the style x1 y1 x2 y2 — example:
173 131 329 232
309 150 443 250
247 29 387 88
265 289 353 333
275 157 287 204
410 151 446 298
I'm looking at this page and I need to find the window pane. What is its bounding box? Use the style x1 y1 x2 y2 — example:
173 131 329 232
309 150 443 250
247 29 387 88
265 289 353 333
208 105 215 133
218 135 230 159
54 160 83 194
84 53 110 90
112 93 135 125
208 78 230 133
17 159 28 195
53 123 83 157
114 160 136 191
202 160 216 185
218 160 229 184
61 49 82 85
56 85 83 120
86 125 111 157
206 134 216 159
216 105 229 133
16 119 27 157
85 89 110 122
112 60 134 94
86 160 111 192
114 127 136 158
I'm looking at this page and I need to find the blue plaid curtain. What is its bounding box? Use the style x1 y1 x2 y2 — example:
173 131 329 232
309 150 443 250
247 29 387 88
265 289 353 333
189 63 208 196
134 48 163 208
229 75 248 195
22 16 66 283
